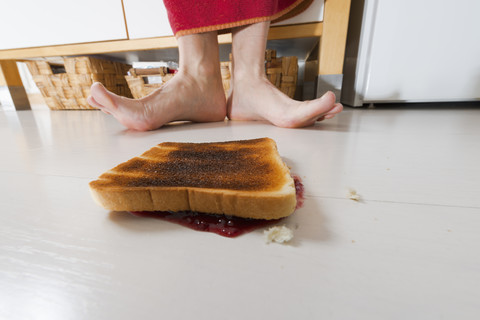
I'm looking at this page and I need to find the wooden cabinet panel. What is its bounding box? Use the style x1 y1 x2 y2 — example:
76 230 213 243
0 0 127 50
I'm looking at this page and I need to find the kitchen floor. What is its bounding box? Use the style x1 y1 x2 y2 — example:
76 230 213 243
1 103 479 319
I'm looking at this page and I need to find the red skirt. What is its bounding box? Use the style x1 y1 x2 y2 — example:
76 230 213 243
163 0 314 37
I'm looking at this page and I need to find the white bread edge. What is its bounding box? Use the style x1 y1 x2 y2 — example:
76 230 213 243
89 178 296 220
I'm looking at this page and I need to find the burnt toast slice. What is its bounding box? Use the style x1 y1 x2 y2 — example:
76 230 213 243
89 137 296 219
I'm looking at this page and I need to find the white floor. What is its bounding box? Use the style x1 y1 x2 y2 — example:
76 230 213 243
1 104 479 320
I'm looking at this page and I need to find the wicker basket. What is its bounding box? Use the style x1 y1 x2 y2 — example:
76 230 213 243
26 57 132 110
264 50 298 99
125 50 298 99
125 67 175 99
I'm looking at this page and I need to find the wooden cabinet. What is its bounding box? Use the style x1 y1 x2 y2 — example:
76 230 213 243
0 0 329 52
0 0 351 110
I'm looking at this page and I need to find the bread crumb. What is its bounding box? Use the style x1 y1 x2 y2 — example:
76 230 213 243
264 226 293 244
348 188 361 201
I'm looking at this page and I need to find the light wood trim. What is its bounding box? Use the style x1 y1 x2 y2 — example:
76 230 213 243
0 60 31 110
0 64 5 86
217 22 323 44
0 60 23 86
0 23 322 60
267 22 323 39
318 0 351 75
0 38 179 60
120 0 130 39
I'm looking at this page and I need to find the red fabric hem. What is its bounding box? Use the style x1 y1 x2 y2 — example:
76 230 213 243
171 0 311 38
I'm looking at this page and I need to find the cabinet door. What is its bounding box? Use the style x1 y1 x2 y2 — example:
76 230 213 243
123 0 324 40
123 0 173 39
0 0 127 50
273 0 324 25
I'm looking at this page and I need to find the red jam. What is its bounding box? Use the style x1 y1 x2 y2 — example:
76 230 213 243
130 176 304 238
130 211 281 237
293 175 305 209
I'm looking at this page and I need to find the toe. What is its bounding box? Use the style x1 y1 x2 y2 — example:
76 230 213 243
328 102 343 115
316 103 343 121
89 82 117 111
87 95 104 110
320 91 336 106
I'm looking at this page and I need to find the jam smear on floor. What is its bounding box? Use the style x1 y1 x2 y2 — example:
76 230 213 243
130 210 281 237
130 176 304 238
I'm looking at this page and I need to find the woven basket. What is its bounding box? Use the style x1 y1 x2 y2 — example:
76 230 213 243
264 50 298 99
125 67 175 99
26 57 132 110
125 49 297 99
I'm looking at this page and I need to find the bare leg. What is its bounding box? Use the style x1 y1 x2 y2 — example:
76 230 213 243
227 22 343 128
87 32 226 131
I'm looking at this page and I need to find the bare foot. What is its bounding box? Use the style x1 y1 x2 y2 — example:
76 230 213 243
87 70 226 131
226 76 343 128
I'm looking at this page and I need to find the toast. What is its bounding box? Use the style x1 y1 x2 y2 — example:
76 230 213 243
89 137 297 220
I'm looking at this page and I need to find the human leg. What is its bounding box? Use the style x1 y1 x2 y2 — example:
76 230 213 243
227 21 343 128
87 32 226 131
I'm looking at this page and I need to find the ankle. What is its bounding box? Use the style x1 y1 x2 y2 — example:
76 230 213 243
181 61 221 81
177 32 221 81
231 69 268 88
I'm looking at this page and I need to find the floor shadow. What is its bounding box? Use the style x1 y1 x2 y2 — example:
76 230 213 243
108 210 183 234
281 158 332 246
364 100 480 111
115 119 231 136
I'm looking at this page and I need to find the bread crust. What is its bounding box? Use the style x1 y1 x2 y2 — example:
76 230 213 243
89 138 296 219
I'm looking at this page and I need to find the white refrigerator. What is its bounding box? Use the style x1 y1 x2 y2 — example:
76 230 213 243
341 0 480 107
